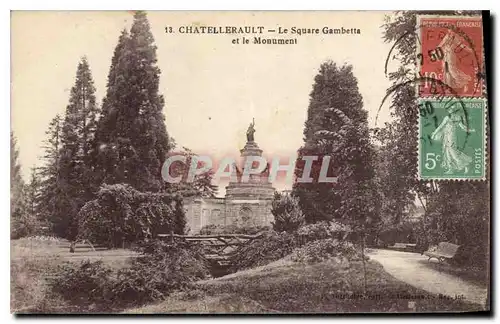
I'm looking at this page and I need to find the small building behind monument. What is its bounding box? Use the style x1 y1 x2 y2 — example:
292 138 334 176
184 120 276 233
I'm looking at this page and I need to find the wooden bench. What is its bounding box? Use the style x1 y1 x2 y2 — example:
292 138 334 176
423 242 460 263
391 243 407 249
387 242 417 252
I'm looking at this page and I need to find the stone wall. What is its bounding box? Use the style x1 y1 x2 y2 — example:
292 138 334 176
184 197 274 234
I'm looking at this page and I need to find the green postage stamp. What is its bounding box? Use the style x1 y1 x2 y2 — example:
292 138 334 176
419 98 486 180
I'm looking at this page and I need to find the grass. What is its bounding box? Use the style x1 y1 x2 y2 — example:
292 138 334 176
11 237 484 314
10 237 137 313
126 257 482 314
422 260 489 288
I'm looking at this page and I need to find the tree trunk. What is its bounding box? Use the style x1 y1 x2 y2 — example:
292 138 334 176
361 233 367 295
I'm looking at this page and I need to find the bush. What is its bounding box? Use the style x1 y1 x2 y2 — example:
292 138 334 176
296 221 351 243
198 224 270 235
115 240 209 306
290 238 365 264
231 231 298 271
11 210 39 239
77 184 186 247
377 219 418 247
48 240 210 310
11 254 66 313
229 221 354 272
25 235 62 242
271 192 305 232
48 260 115 308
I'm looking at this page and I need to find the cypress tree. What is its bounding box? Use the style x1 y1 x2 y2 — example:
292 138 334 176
94 29 129 189
57 57 99 239
11 132 24 213
96 12 171 192
293 61 380 227
11 132 26 238
25 166 42 231
38 114 64 233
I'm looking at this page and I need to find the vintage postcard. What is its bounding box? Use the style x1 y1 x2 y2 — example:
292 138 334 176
10 11 490 314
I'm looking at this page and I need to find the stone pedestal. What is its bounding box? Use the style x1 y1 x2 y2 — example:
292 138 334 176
225 140 275 200
240 141 263 157
184 137 276 234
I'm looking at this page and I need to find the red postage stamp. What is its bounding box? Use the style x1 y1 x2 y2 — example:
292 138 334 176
416 15 484 97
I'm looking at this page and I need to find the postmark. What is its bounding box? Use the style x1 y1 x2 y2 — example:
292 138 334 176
418 98 486 180
416 15 484 98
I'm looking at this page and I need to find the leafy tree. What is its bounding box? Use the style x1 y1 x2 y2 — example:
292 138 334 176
271 191 305 232
95 12 171 192
192 170 218 198
165 147 218 198
57 57 99 239
381 11 489 265
77 184 186 247
293 61 381 230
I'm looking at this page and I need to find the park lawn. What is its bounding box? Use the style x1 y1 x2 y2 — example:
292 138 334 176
11 238 482 314
10 238 137 313
422 260 489 289
126 258 481 314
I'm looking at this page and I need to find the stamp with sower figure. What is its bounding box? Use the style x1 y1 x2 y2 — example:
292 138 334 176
419 98 485 180
416 15 484 98
416 14 486 180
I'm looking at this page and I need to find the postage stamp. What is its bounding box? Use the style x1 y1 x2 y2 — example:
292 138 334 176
418 98 486 180
416 15 484 98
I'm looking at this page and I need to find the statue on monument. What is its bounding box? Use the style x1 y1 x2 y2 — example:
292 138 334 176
246 118 256 142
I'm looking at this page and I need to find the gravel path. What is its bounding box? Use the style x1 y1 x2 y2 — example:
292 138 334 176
368 249 488 308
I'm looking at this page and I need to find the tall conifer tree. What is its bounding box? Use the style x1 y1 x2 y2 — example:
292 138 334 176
96 12 171 192
38 114 64 233
94 29 129 188
11 132 26 238
293 61 380 227
11 132 24 213
57 57 98 239
25 166 42 228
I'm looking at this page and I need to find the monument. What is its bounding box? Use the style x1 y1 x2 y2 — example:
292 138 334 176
184 120 276 233
225 119 275 200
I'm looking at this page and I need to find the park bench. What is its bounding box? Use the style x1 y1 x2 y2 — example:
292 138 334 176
387 242 417 252
423 242 460 263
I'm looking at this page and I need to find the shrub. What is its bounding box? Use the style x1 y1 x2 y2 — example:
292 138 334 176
48 240 210 310
25 235 62 242
290 239 365 264
11 210 39 239
377 219 418 247
114 240 210 306
296 221 351 243
231 231 298 271
11 254 66 313
198 224 270 235
271 192 305 232
48 260 115 308
77 184 186 247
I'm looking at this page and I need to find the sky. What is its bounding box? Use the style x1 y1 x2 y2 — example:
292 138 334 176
11 11 395 192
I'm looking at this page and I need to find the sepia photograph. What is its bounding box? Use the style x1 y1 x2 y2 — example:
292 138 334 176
10 10 490 314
